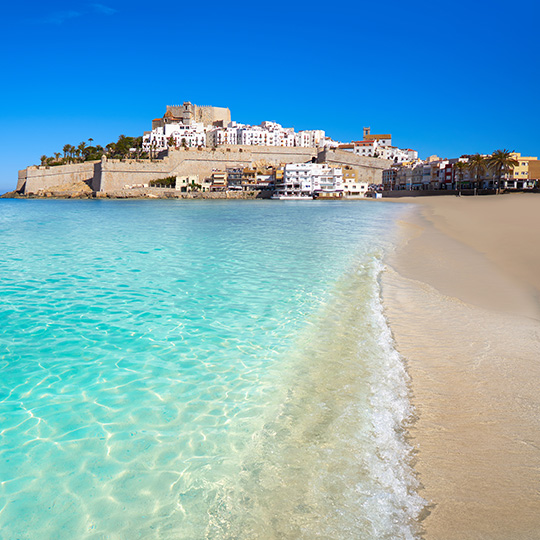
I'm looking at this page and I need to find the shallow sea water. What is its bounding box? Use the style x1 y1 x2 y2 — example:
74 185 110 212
0 199 423 539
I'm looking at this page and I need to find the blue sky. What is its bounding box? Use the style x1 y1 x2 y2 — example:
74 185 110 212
1 0 539 192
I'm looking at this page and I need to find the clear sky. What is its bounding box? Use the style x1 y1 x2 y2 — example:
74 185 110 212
1 0 539 192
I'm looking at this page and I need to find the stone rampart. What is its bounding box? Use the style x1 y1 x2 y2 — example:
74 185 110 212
167 145 317 179
17 146 390 195
98 146 318 192
98 158 174 192
18 162 98 194
318 149 393 184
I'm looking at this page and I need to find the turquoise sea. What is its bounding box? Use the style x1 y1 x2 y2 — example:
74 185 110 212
0 199 423 539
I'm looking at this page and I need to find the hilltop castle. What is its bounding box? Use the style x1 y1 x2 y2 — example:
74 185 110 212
152 102 231 130
16 100 396 197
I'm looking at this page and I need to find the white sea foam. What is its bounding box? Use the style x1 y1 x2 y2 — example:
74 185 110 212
361 259 425 539
206 255 425 539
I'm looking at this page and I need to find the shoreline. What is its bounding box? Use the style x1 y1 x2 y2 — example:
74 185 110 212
383 193 540 539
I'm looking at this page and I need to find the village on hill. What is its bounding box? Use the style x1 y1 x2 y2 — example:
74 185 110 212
11 102 539 199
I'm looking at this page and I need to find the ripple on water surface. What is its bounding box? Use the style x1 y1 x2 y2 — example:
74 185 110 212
0 199 422 539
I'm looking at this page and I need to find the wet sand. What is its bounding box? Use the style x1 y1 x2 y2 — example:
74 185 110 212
382 193 540 539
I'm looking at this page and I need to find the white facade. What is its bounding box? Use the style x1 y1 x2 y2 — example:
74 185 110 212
347 140 411 163
206 125 239 146
145 117 331 152
143 122 206 152
295 130 325 148
237 125 278 146
378 145 410 163
404 148 419 160
352 141 376 156
342 179 369 197
275 163 343 197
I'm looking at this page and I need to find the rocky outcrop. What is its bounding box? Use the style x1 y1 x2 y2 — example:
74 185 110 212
0 190 21 198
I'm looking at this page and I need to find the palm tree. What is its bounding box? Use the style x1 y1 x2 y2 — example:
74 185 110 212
487 149 519 194
54 152 61 163
78 142 87 162
65 144 75 163
453 161 468 195
40 155 48 166
63 144 70 160
468 154 486 194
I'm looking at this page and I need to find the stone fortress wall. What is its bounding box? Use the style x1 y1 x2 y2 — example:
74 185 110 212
159 103 231 128
17 161 99 194
193 104 231 127
319 148 391 183
99 146 319 192
18 146 392 195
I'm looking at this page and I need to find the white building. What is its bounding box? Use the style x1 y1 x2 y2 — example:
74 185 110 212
206 123 241 146
144 114 334 152
237 125 278 146
275 163 343 197
295 130 326 148
404 148 419 160
143 122 206 152
338 139 412 163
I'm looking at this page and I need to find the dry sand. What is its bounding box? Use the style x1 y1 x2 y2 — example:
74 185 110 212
382 193 540 539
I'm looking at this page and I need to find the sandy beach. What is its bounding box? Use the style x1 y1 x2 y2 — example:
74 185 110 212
383 193 540 539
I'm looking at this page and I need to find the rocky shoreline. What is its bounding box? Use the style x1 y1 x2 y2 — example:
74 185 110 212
1 185 269 200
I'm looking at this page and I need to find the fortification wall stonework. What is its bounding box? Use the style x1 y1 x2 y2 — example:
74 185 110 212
19 162 98 194
195 105 231 127
18 146 390 195
318 149 393 184
98 146 318 191
99 159 174 192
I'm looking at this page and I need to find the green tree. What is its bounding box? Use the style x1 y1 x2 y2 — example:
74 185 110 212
66 144 76 163
468 154 486 193
106 142 116 156
40 155 48 166
453 161 468 195
487 149 519 194
78 142 87 162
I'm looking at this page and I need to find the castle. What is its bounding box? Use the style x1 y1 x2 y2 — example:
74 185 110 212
16 101 394 197
152 102 231 130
